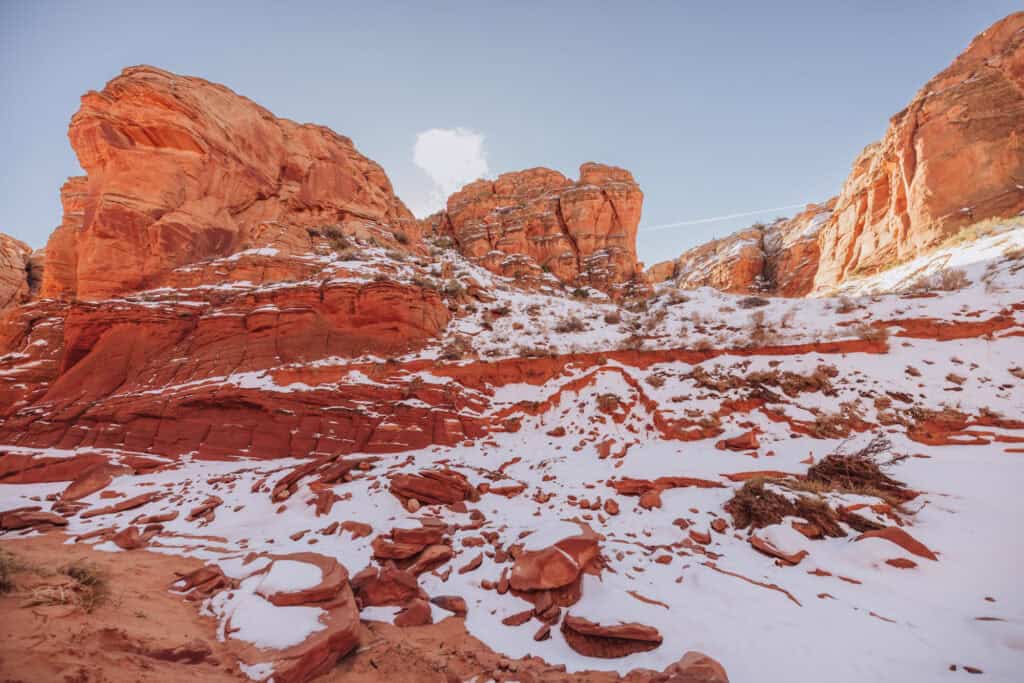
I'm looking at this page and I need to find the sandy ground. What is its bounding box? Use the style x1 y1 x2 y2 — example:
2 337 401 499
0 531 661 683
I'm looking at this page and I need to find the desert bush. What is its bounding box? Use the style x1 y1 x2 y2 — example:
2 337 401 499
738 296 770 309
724 478 845 536
441 279 465 297
322 226 350 251
910 267 970 293
835 296 858 314
596 393 620 412
0 549 25 594
554 316 586 334
440 335 472 361
21 560 110 614
603 310 622 325
412 275 438 290
805 434 913 506
572 287 590 300
852 323 889 343
645 374 666 388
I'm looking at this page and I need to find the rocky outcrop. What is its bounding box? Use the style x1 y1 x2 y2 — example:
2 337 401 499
814 12 1024 289
425 164 646 297
42 65 417 300
654 13 1024 296
647 202 832 296
0 233 33 313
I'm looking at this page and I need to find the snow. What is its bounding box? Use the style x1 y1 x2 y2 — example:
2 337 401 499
255 560 322 596
1 225 1023 681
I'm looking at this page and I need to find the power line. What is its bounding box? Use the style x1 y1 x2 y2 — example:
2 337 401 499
640 203 808 232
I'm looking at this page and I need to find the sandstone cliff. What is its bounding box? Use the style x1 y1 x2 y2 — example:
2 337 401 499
423 164 646 297
42 65 417 300
647 201 833 296
814 12 1024 288
0 233 34 313
654 12 1024 295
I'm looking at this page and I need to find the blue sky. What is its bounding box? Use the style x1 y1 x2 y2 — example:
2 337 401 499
1 1 1019 264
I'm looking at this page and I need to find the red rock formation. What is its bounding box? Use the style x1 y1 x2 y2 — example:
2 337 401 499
855 526 938 561
426 164 646 296
560 615 663 658
510 524 602 591
646 202 832 296
814 12 1024 289
42 65 418 300
0 233 33 314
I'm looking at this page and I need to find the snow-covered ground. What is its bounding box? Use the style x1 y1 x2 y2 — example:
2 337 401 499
2 223 1023 682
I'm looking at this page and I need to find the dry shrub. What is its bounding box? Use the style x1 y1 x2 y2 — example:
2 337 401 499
603 310 622 325
596 393 620 412
440 335 472 361
806 435 913 505
321 226 350 251
852 323 889 343
746 364 837 397
1009 367 1024 380
910 267 970 293
21 561 109 614
645 374 666 389
724 478 845 537
554 316 586 334
0 549 25 594
738 296 770 309
835 296 858 314
693 338 714 352
746 310 771 347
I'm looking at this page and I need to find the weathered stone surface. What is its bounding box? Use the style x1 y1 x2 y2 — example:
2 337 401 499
814 12 1024 289
510 524 601 592
426 164 646 297
560 615 663 658
42 65 417 300
647 202 832 296
0 233 33 314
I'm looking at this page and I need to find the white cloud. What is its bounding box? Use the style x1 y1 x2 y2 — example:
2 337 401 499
410 127 489 216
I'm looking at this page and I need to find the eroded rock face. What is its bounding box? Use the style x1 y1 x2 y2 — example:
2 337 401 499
814 12 1024 289
647 202 832 296
42 65 416 300
426 164 645 296
0 233 32 313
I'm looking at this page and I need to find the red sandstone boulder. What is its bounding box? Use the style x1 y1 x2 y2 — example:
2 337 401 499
510 524 602 592
0 507 68 531
561 615 663 658
716 430 760 452
351 566 424 607
60 463 119 502
389 469 475 506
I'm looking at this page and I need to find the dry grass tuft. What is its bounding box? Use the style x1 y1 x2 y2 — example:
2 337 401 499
0 549 28 594
724 478 846 537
